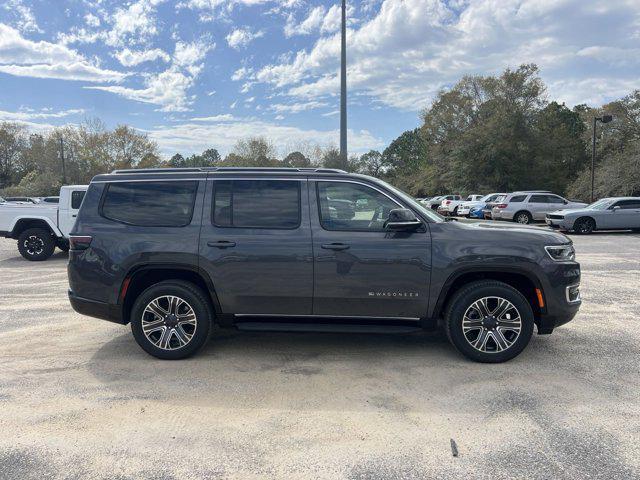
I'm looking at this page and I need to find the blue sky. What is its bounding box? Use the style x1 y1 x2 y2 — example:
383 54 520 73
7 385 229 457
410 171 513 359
0 0 639 158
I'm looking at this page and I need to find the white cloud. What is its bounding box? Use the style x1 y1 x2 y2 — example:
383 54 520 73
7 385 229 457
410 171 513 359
147 118 384 156
105 0 166 47
190 114 236 121
3 0 41 33
255 0 640 110
270 100 328 113
0 24 126 82
0 108 84 122
115 48 171 66
86 38 213 111
226 27 265 50
84 13 101 28
284 6 325 37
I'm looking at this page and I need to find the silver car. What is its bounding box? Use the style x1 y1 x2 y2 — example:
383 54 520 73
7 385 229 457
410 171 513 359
546 197 640 234
492 192 588 224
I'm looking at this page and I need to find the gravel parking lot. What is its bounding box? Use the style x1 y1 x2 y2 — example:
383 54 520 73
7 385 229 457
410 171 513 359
1 232 639 479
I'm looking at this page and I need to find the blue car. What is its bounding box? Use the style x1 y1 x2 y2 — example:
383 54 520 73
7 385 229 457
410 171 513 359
469 205 485 218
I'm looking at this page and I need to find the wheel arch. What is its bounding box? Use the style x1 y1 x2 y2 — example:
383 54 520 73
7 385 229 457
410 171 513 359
433 267 544 324
513 210 532 222
10 217 60 238
119 264 222 325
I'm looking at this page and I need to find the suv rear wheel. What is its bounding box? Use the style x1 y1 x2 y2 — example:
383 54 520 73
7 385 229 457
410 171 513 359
17 228 56 261
514 211 532 225
444 280 534 363
130 280 213 360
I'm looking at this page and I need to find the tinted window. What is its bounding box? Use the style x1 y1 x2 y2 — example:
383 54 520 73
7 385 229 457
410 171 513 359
546 195 565 204
613 200 640 209
529 194 547 203
212 180 300 229
317 181 399 231
510 195 526 203
71 191 85 209
101 181 197 227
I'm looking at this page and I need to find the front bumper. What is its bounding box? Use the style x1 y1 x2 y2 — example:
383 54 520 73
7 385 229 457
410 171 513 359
545 216 572 231
536 260 581 334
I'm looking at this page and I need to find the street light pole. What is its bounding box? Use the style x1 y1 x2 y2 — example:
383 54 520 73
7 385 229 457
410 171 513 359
591 114 613 203
59 136 67 185
339 0 347 163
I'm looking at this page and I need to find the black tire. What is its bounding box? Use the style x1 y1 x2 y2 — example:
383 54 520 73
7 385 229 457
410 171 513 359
130 280 213 360
573 217 595 234
444 280 534 363
17 228 56 261
513 211 532 225
452 206 459 216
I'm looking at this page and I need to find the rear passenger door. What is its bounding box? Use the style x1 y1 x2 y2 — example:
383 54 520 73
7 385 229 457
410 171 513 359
199 177 313 315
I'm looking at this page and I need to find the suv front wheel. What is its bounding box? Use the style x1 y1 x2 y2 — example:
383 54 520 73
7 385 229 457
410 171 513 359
130 281 213 360
444 280 534 363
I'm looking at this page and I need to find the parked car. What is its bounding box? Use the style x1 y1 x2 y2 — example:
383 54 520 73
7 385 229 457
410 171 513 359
4 196 39 204
41 196 60 204
438 194 484 216
458 193 505 218
68 167 581 363
0 185 88 260
546 197 640 234
483 194 506 219
492 192 588 224
429 194 461 211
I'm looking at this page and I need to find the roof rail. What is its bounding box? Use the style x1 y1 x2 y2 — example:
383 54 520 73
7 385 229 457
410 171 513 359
111 167 347 174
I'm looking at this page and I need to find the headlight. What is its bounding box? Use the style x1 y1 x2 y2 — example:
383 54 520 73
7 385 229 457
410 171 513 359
545 244 575 261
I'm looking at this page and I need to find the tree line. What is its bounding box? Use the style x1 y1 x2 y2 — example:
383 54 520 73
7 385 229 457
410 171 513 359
1 64 638 200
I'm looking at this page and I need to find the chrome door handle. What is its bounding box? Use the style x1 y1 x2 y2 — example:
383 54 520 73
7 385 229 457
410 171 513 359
321 243 350 251
207 241 236 248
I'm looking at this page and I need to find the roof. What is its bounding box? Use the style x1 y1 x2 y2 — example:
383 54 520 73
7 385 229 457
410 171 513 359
111 167 347 174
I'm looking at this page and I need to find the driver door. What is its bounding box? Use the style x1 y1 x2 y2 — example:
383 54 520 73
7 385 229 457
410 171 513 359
310 179 431 319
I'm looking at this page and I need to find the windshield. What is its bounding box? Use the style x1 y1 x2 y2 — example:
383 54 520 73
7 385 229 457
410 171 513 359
586 199 614 210
372 178 445 223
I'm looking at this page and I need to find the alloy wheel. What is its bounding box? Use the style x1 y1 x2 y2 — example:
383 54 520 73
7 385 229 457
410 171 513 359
516 213 530 224
141 295 198 350
462 296 522 353
24 235 44 256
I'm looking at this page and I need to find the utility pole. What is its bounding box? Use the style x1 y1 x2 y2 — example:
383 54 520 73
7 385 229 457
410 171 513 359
59 136 67 185
339 0 347 163
591 114 612 203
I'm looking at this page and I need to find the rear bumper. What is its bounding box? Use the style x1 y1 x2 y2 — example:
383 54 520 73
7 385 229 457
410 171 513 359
68 290 125 324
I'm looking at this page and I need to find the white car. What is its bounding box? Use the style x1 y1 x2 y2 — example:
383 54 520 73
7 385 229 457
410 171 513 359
457 193 505 217
0 185 88 260
438 194 482 216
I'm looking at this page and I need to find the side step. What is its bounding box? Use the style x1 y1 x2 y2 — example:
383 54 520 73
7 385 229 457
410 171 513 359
235 322 423 334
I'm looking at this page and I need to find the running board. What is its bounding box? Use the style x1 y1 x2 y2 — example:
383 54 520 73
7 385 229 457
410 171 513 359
235 322 423 334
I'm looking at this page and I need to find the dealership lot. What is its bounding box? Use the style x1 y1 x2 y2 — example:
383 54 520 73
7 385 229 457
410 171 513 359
0 232 639 479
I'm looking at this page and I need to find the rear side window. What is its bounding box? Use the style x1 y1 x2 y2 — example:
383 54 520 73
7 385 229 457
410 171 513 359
529 194 547 203
212 180 300 229
509 195 526 203
71 191 85 209
101 181 198 227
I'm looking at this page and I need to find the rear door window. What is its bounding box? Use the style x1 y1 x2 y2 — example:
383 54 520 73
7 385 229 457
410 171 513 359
212 180 300 229
101 181 198 227
71 191 85 209
529 194 547 203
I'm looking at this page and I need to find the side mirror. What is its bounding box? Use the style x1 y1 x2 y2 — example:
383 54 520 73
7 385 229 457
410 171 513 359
612 205 620 212
384 208 422 231
563 200 568 204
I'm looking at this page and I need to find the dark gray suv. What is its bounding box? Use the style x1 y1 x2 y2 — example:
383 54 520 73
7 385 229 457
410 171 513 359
68 167 581 362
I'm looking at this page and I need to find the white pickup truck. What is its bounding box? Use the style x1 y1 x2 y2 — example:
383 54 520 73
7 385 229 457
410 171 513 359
0 185 88 261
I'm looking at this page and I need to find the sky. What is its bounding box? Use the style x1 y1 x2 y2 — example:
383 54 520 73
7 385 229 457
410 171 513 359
0 0 639 158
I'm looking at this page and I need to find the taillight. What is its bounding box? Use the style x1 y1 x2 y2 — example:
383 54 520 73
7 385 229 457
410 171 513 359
445 200 451 205
496 203 508 209
69 235 92 250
